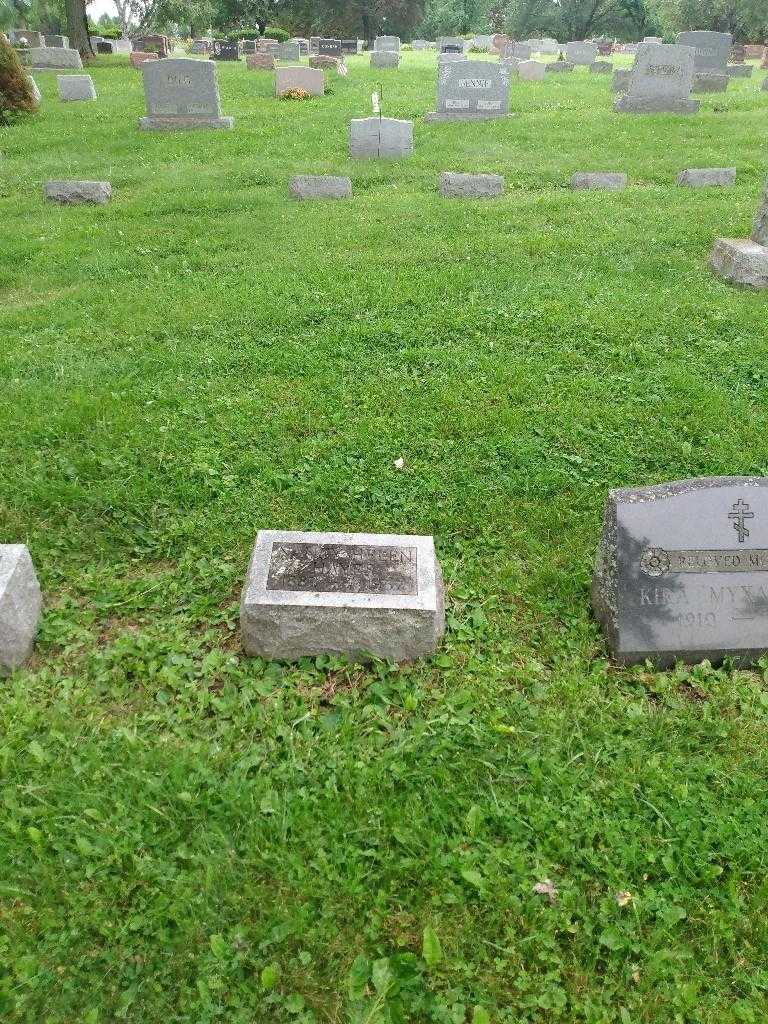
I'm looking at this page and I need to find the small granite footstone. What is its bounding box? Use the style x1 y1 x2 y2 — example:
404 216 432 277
725 64 752 77
44 180 112 204
246 53 275 70
545 61 574 72
0 545 42 675
709 239 768 288
677 167 736 188
571 172 627 190
57 74 96 101
593 478 768 666
590 60 613 73
692 73 728 92
710 178 768 288
440 172 505 198
289 175 351 199
240 530 445 662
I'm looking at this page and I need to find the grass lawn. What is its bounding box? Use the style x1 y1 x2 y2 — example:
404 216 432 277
2 48 768 1023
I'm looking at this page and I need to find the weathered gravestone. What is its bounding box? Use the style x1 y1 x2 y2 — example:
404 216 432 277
211 39 239 60
45 34 69 48
612 68 631 91
692 72 728 92
289 175 351 200
518 59 545 81
247 53 275 70
318 38 342 56
438 36 465 53
593 478 768 666
677 167 735 188
597 40 613 56
240 531 445 662
426 58 511 121
510 42 532 59
473 35 493 50
566 40 599 65
133 34 171 58
291 38 309 56
44 180 112 203
676 30 730 77
643 36 662 44
709 177 768 289
26 75 41 105
412 40 429 50
725 64 752 77
97 40 117 54
139 58 233 130
744 44 763 59
0 546 42 675
341 39 360 54
571 171 627 190
545 61 574 72
371 50 400 69
275 66 324 96
349 117 413 158
57 74 96 101
112 38 133 54
277 41 301 61
614 42 698 114
130 51 159 69
440 172 505 198
11 29 44 46
241 39 257 54
374 35 400 52
22 46 82 69
191 39 210 54
590 60 613 73
730 43 745 62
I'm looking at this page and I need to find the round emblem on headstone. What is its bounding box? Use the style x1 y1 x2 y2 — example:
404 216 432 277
640 547 670 577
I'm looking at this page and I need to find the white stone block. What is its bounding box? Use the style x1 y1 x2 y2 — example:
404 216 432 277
240 531 445 662
57 74 96 101
0 546 42 675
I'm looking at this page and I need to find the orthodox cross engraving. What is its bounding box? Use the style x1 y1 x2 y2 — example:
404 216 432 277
728 499 754 543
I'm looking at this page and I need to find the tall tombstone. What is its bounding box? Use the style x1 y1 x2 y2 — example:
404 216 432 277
709 176 768 289
676 30 731 77
240 531 445 662
614 42 698 114
593 478 768 667
565 40 599 65
374 35 401 52
425 58 511 121
139 58 234 130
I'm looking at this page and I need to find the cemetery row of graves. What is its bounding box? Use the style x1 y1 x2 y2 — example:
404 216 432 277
2 24 768 1024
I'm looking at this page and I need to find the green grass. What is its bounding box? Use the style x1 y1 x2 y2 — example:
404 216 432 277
2 49 768 1023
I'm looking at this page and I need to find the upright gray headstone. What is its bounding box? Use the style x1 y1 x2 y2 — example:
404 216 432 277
426 59 511 121
676 30 731 76
139 58 233 130
45 34 69 48
277 41 300 61
57 74 96 101
10 29 44 46
349 117 413 158
438 36 466 54
240 531 445 661
593 478 768 666
566 41 598 65
374 35 400 53
614 42 698 114
24 47 82 70
0 546 42 675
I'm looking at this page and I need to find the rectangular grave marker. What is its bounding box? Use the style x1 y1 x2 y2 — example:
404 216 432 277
426 58 511 121
614 41 698 114
139 58 233 129
593 478 768 666
240 530 445 661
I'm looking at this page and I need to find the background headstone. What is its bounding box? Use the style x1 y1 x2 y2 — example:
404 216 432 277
710 177 768 289
277 41 301 61
275 66 324 96
676 30 731 76
566 41 599 65
57 74 96 101
371 50 399 69
24 47 82 70
318 38 342 56
247 53 275 70
374 35 401 53
518 59 545 81
210 39 239 60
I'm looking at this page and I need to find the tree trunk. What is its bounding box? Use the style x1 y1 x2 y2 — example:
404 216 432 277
64 0 93 60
